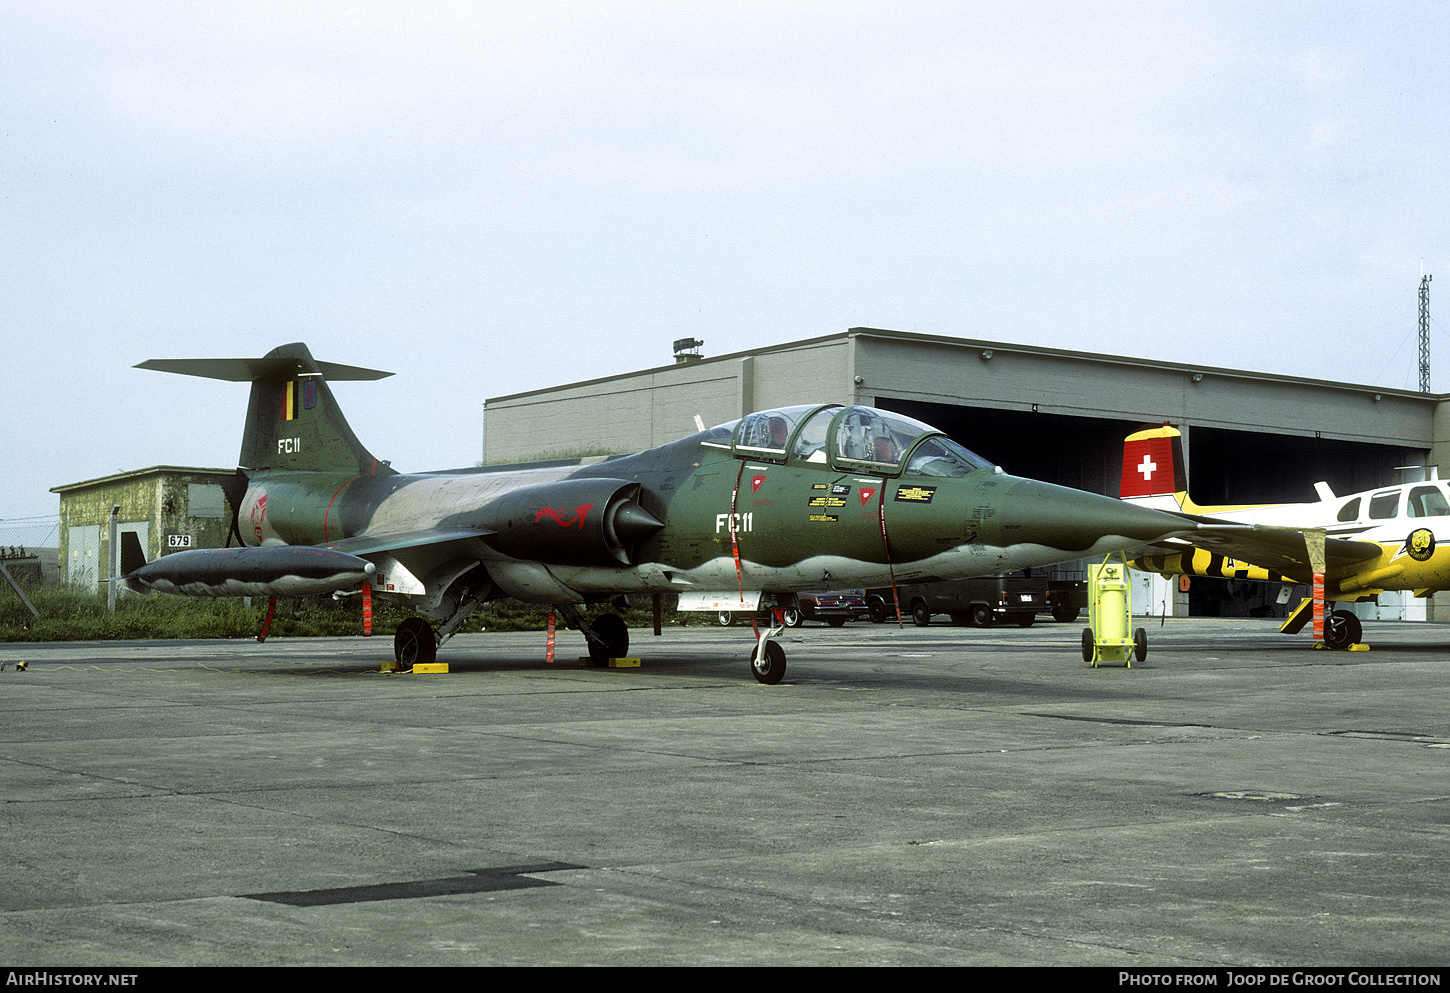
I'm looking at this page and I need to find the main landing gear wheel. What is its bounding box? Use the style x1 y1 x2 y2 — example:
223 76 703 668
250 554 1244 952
394 617 437 669
588 612 629 665
1324 610 1362 651
751 639 786 684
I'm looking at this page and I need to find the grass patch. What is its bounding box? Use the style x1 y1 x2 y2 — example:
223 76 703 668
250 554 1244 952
0 585 701 642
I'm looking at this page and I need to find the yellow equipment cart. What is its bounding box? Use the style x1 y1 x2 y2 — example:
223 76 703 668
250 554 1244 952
1082 552 1147 667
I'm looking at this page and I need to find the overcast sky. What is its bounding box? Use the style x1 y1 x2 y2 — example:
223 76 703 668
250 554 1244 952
3 1 1448 527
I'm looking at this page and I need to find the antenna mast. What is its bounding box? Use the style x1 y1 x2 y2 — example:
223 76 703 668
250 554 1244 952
1419 272 1432 393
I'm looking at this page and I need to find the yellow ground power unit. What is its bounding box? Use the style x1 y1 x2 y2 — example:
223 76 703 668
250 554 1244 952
1083 552 1147 667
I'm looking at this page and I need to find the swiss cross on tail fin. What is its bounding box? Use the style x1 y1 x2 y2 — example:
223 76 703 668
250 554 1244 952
1120 424 1186 499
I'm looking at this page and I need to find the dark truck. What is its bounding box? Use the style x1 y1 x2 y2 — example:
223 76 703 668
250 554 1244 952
866 573 1053 627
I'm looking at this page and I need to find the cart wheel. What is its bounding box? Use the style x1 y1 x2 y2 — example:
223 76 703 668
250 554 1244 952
1081 627 1094 663
1133 627 1148 663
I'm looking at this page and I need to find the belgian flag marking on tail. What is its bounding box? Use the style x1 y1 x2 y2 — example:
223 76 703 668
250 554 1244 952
281 380 297 421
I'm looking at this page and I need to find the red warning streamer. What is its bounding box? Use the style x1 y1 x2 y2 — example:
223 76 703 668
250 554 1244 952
1312 573 1325 642
257 596 278 643
877 479 904 627
730 460 747 610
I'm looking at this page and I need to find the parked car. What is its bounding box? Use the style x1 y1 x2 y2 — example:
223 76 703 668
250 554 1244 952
866 574 1049 627
796 590 868 627
716 590 868 627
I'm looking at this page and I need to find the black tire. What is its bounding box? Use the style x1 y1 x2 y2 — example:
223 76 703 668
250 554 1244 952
1324 610 1361 651
1082 627 1094 663
1011 612 1034 628
1134 627 1148 662
969 604 992 627
782 608 803 628
394 617 437 669
826 617 847 628
717 610 735 626
1052 603 1081 623
867 597 888 624
751 640 787 684
589 612 629 664
911 601 931 627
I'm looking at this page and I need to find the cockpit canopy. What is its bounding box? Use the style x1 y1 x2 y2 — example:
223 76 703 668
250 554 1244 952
702 404 992 478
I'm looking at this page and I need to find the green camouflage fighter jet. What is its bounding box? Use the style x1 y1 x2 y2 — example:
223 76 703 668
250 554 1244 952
127 342 1200 683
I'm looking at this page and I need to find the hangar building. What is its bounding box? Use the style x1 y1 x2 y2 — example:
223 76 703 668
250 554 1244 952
482 327 1450 621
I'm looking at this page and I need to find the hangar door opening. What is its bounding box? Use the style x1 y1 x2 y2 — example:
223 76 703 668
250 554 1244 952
877 399 1136 496
878 398 1429 621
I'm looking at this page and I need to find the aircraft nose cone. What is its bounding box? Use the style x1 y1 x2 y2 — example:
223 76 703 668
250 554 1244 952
995 477 1188 565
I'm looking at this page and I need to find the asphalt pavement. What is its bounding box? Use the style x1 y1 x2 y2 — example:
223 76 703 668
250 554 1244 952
1 616 1447 967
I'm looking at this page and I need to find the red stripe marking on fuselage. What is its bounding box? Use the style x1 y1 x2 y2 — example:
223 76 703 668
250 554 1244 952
323 477 363 542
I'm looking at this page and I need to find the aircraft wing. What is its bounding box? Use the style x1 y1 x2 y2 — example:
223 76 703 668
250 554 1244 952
1147 520 1385 582
321 527 495 558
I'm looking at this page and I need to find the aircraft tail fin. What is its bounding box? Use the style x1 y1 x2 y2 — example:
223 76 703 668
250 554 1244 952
137 343 397 477
1120 423 1187 509
119 530 147 576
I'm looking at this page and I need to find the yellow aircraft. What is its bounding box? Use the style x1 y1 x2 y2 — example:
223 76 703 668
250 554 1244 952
1120 424 1450 649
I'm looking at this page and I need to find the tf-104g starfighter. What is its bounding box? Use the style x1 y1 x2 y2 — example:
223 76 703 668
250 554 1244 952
125 343 1206 682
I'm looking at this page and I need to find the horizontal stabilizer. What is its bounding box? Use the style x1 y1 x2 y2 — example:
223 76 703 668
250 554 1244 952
137 342 393 476
136 355 392 382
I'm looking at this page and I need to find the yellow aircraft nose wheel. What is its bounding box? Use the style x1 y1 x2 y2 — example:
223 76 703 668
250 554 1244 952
1082 552 1147 667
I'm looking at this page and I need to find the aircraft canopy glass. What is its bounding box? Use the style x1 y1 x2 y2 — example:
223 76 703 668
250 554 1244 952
828 406 993 476
733 405 829 458
704 403 991 477
905 436 994 477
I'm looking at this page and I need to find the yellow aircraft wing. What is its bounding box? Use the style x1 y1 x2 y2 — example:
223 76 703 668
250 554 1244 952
1138 521 1385 585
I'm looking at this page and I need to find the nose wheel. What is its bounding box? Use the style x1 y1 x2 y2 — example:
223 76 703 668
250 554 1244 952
749 610 789 684
751 639 786 684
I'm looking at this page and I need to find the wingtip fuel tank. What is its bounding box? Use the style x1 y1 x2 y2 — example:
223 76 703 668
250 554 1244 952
123 545 376 598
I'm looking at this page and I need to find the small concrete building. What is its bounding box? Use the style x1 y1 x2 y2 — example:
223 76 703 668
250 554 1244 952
51 466 234 594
